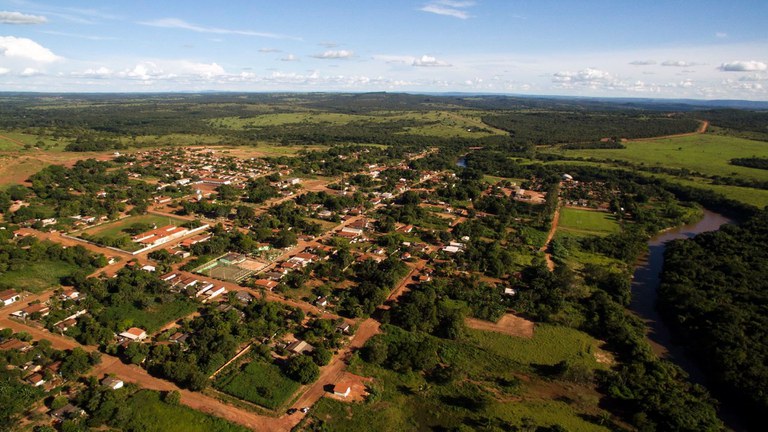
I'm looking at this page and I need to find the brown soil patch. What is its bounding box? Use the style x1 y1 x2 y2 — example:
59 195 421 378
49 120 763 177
325 372 373 403
465 313 535 338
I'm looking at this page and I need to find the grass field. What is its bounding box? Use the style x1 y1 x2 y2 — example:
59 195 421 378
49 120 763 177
558 208 620 236
561 134 768 182
117 390 249 432
79 214 189 251
215 359 300 410
0 260 84 293
304 324 612 432
210 110 507 139
460 324 605 370
100 298 197 333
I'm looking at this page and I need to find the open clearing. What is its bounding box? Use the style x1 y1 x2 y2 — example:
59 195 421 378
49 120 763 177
214 359 300 410
465 313 535 338
558 207 620 236
209 110 508 139
80 214 188 238
562 134 768 181
0 260 83 293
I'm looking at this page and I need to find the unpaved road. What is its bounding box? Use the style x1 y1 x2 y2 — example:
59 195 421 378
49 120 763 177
540 202 560 271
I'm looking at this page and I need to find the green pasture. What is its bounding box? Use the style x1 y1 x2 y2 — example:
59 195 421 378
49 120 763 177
561 134 768 181
0 260 84 293
118 390 249 432
214 359 300 410
305 324 612 432
558 208 619 236
100 298 197 333
81 214 187 238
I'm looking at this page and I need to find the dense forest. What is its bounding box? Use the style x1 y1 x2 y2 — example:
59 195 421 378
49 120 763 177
0 93 765 151
658 209 768 428
481 111 700 144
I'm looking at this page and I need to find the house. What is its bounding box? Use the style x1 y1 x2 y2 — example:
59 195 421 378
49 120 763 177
26 373 45 387
204 286 227 301
194 282 216 298
119 327 147 342
59 288 80 301
0 339 32 352
286 340 314 355
504 288 517 296
235 291 255 304
397 225 414 233
46 361 62 376
169 332 189 344
141 264 156 272
255 279 279 289
50 404 85 422
336 322 351 334
315 296 328 308
0 289 20 306
332 380 353 398
101 376 124 390
11 303 50 319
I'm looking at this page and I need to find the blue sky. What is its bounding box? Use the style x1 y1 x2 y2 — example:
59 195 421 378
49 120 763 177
0 0 766 99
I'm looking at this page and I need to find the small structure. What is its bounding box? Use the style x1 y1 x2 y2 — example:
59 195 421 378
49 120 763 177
101 376 124 390
286 340 314 355
0 289 20 306
50 404 85 422
254 279 279 290
333 381 352 398
26 373 45 387
235 291 255 304
119 327 147 342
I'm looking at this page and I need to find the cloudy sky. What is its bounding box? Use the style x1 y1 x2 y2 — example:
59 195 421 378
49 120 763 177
0 0 766 99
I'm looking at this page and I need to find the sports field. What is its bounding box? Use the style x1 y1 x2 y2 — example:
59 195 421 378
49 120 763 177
558 208 620 236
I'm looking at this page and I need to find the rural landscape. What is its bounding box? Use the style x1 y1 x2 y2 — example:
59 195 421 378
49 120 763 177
0 92 766 432
1 1 767 432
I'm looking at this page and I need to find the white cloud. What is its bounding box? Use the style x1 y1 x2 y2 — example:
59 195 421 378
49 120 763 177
181 61 226 78
20 67 42 76
139 18 299 40
76 66 113 78
420 0 476 19
40 30 117 41
715 32 728 38
661 60 698 67
719 60 767 72
412 55 451 67
0 67 9 75
0 36 60 63
312 49 354 59
281 54 299 62
0 11 47 24
258 48 281 53
629 60 656 66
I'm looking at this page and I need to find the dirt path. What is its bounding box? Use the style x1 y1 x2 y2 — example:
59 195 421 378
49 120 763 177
0 134 26 148
466 314 535 338
539 201 561 271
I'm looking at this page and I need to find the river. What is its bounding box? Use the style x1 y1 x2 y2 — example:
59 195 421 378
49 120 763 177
629 209 732 359
629 209 744 429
